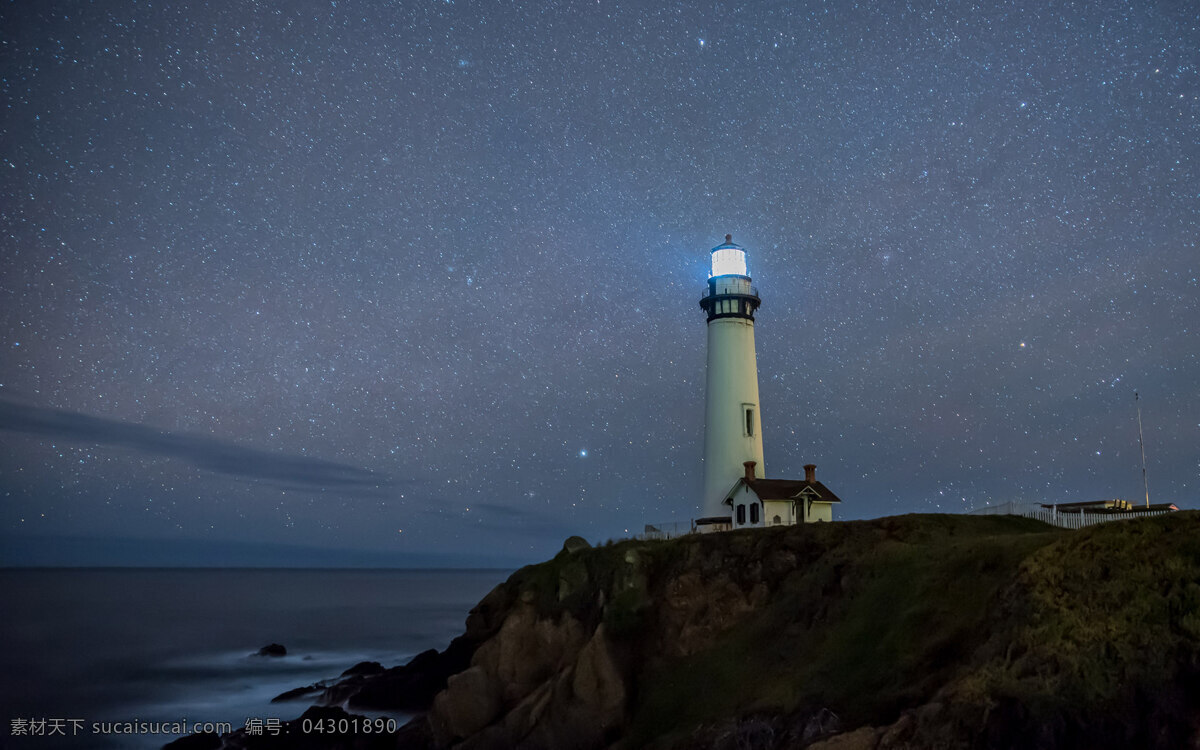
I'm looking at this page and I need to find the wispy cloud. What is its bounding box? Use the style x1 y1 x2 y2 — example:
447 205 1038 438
0 400 391 493
470 501 578 537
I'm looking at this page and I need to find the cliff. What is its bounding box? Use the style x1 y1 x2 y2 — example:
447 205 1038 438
188 512 1200 749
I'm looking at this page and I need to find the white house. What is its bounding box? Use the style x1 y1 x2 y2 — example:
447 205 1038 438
722 461 842 530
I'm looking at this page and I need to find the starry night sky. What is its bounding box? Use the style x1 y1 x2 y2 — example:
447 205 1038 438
1 1 1197 566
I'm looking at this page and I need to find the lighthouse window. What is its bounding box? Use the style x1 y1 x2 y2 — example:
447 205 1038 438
736 504 746 525
750 503 759 524
744 406 755 437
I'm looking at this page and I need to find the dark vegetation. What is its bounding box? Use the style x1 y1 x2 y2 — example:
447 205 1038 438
622 515 1061 747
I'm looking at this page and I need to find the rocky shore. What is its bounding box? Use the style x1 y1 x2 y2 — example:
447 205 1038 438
172 512 1200 749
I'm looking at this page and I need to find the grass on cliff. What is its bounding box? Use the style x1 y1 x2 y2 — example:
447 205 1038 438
500 512 1200 748
627 514 1062 747
951 513 1200 741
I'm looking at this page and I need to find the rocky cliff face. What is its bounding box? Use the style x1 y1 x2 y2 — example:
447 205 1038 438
414 529 795 750
410 513 1200 750
194 513 1200 750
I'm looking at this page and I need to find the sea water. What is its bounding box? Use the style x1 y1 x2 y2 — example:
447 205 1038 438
0 568 508 749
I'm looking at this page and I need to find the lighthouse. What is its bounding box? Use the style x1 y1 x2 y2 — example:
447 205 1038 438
697 235 765 527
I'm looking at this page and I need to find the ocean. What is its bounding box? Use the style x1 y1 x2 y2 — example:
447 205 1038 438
0 568 509 749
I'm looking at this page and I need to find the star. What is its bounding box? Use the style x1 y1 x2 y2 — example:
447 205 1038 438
0 0 1193 567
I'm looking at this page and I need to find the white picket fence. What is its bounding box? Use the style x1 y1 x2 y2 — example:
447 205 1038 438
967 501 1173 530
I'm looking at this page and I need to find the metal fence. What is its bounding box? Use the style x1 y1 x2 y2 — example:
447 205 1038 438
640 520 694 540
967 501 1174 530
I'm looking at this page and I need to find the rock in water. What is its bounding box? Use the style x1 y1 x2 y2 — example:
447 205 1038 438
272 684 323 702
257 643 287 657
340 660 384 677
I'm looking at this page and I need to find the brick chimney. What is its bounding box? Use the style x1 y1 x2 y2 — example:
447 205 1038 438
743 461 756 481
804 464 816 483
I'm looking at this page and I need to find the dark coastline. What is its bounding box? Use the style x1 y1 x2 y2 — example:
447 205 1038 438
200 513 1200 750
0 568 508 750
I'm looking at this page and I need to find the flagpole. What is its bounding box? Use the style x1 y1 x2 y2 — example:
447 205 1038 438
1136 391 1150 509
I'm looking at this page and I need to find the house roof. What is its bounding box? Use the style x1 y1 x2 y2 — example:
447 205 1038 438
1040 500 1179 514
728 478 843 504
1040 499 1132 512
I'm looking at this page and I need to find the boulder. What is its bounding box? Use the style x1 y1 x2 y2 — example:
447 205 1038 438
257 643 287 657
340 660 384 677
570 624 626 729
562 535 591 554
340 638 477 711
430 665 503 741
480 605 587 704
465 584 513 640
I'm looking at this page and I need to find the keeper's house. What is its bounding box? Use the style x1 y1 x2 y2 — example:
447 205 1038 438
722 461 842 529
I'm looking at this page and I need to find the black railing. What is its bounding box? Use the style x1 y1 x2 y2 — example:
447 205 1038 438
701 284 759 302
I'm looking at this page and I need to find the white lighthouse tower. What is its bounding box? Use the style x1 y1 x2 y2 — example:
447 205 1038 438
698 235 765 527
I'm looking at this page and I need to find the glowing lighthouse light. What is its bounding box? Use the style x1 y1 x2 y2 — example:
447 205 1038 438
710 238 748 277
